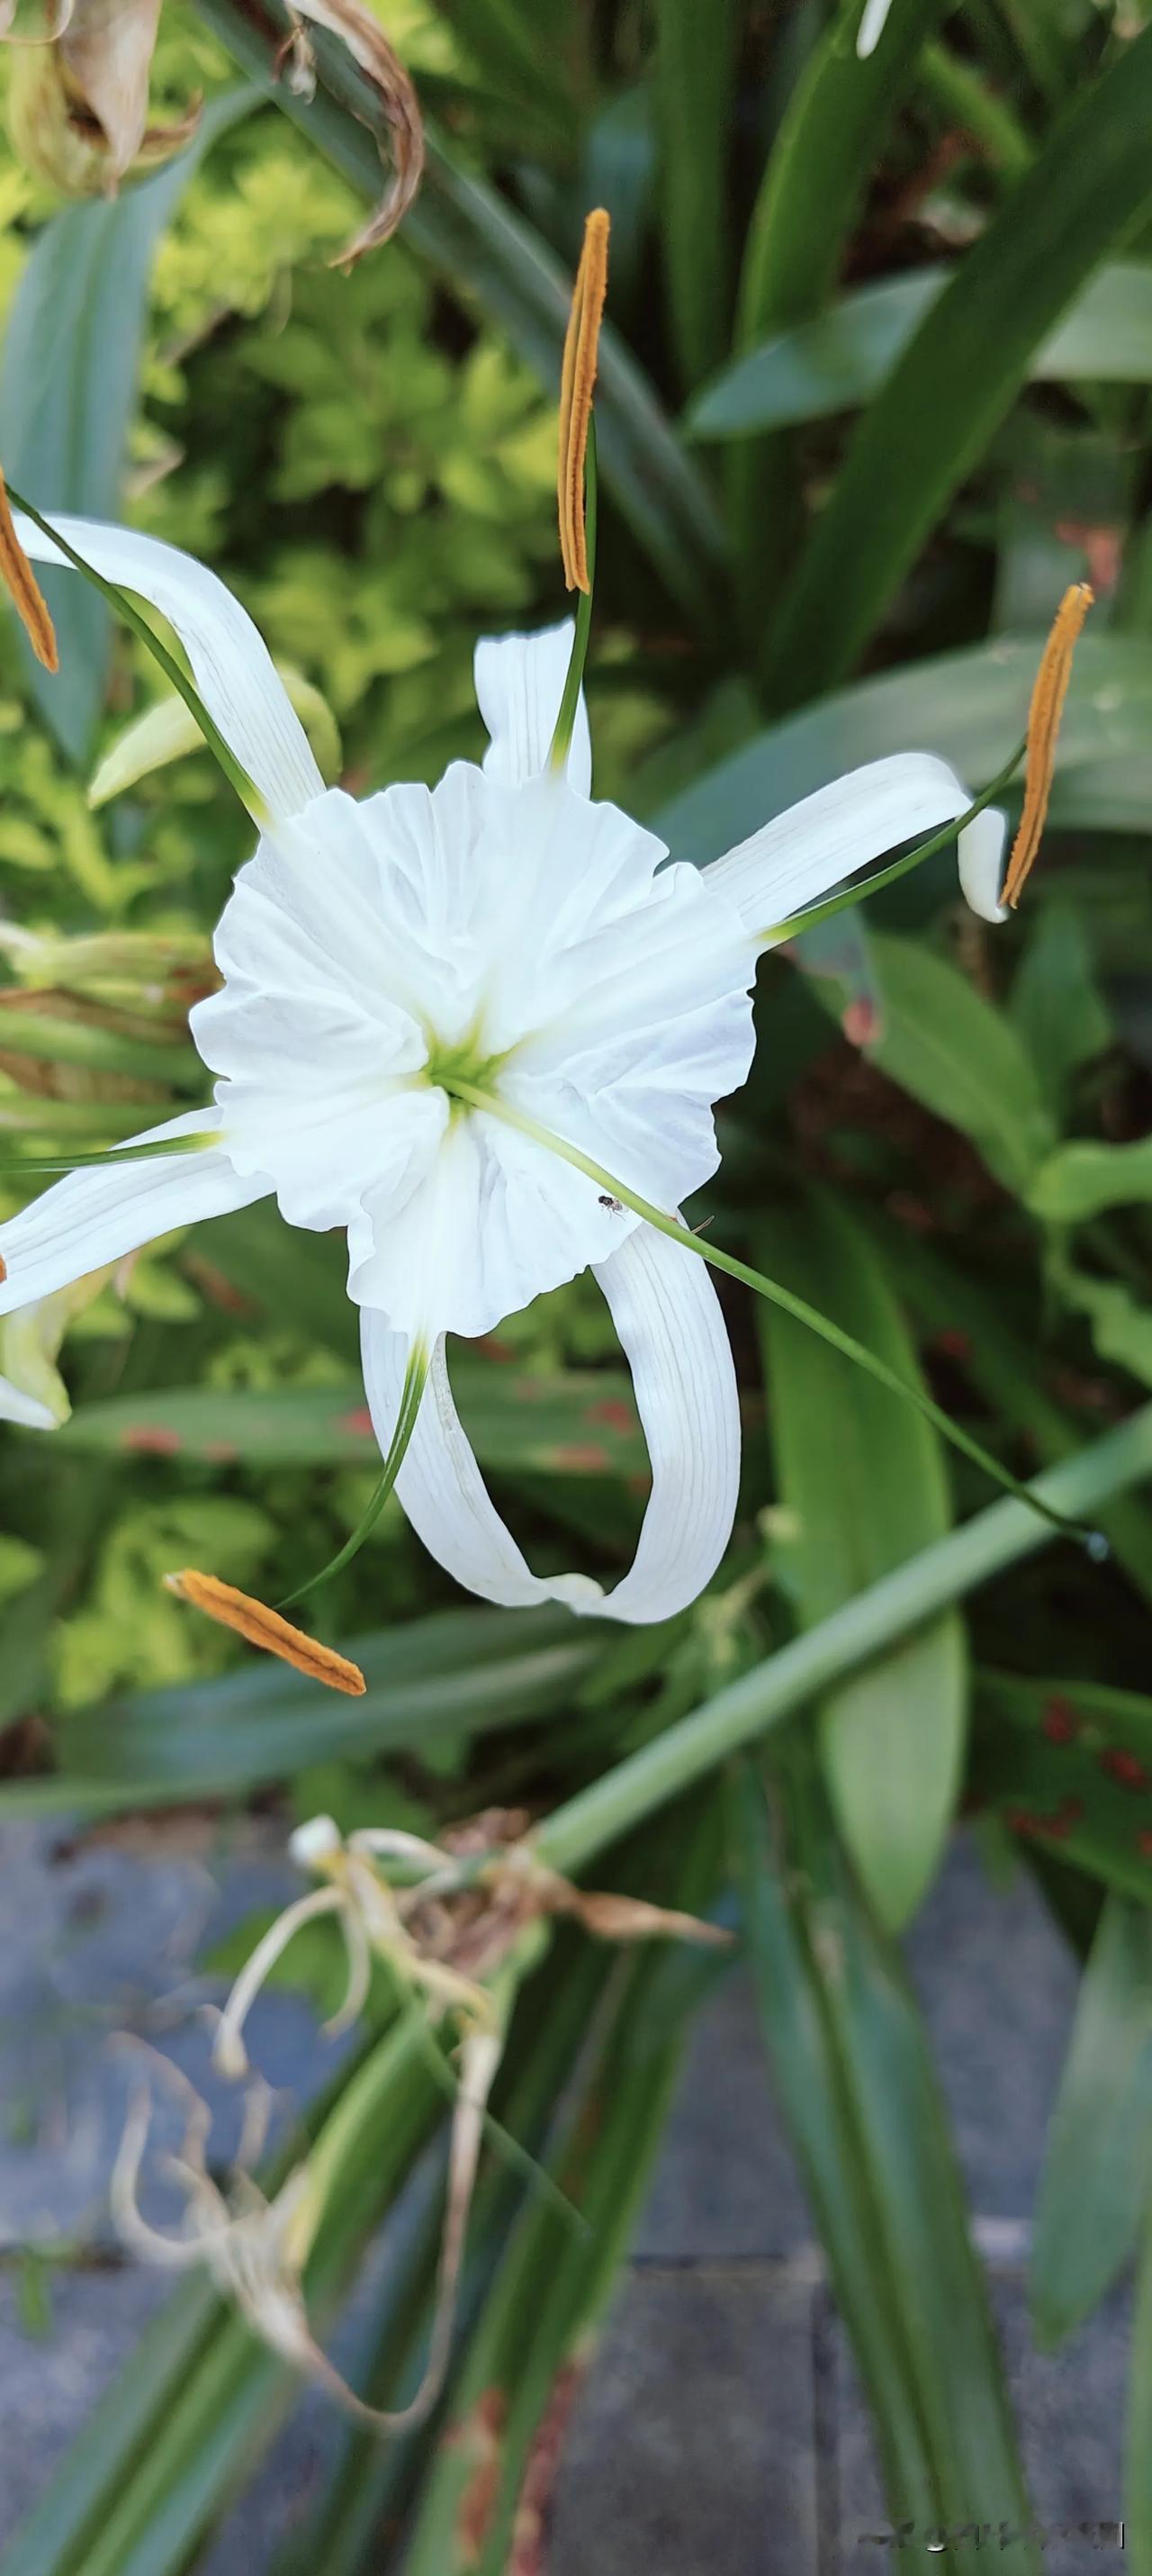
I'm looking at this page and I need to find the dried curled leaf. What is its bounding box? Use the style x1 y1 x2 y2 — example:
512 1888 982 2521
549 1881 734 1947
5 0 199 194
284 0 424 264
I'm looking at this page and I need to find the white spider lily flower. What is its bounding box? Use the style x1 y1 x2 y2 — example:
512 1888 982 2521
2 515 1004 1624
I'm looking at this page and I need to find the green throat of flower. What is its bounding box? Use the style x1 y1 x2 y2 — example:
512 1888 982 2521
422 1025 518 1108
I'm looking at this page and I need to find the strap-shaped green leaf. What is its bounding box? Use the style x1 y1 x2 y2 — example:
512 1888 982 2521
734 1757 1039 2571
1033 1896 1152 2344
758 1194 966 1927
761 23 1152 707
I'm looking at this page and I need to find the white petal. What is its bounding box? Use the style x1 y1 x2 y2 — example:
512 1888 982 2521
0 1111 271 1316
703 754 977 945
0 1374 58 1432
856 0 893 53
474 622 592 797
590 1224 740 1621
957 805 1010 923
362 1222 740 1626
364 1323 598 1614
14 514 322 825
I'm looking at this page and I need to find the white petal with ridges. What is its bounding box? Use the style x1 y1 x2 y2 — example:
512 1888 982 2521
591 1223 740 1621
703 754 994 944
0 1110 271 1317
14 514 322 824
198 770 756 1342
361 1221 741 1625
474 621 592 797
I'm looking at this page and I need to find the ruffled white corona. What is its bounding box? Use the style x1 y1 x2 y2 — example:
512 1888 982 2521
0 515 1006 1623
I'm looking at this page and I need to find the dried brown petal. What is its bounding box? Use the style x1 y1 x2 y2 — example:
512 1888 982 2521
287 0 424 265
561 1885 733 1946
5 0 198 194
60 0 161 174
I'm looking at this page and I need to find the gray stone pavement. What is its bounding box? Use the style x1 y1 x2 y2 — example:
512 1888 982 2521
0 1819 1127 2571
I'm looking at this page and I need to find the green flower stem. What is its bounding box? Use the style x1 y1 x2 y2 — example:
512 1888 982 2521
5 484 270 829
537 1398 1152 1879
278 1343 429 1608
759 737 1026 946
0 1134 220 1174
442 1075 1085 1540
549 415 598 773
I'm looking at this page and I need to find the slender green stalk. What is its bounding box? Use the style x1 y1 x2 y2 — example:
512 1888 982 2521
0 1133 220 1174
549 415 598 773
442 1074 1085 1539
537 1399 1152 1877
278 1345 429 1607
5 484 269 827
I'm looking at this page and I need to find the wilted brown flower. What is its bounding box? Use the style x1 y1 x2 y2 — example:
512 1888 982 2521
4 0 199 195
272 0 424 264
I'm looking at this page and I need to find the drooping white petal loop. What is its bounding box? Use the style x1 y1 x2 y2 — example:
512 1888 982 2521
361 1221 740 1626
703 754 1004 945
14 513 323 825
0 1110 270 1317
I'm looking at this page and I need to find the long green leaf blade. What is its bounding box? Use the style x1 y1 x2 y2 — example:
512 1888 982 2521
689 259 1152 440
734 1758 1039 2571
758 1196 966 1927
761 23 1152 706
1032 1895 1152 2346
653 0 742 389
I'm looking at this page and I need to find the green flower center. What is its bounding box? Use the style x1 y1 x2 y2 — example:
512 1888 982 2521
422 1020 516 1105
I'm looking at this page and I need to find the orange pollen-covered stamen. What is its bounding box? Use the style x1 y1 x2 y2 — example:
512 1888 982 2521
0 464 58 673
1002 582 1094 908
557 208 609 595
164 1569 366 1696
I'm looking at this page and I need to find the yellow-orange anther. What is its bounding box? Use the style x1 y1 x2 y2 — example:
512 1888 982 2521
557 207 609 594
164 1570 366 1695
0 464 57 673
1003 582 1094 908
